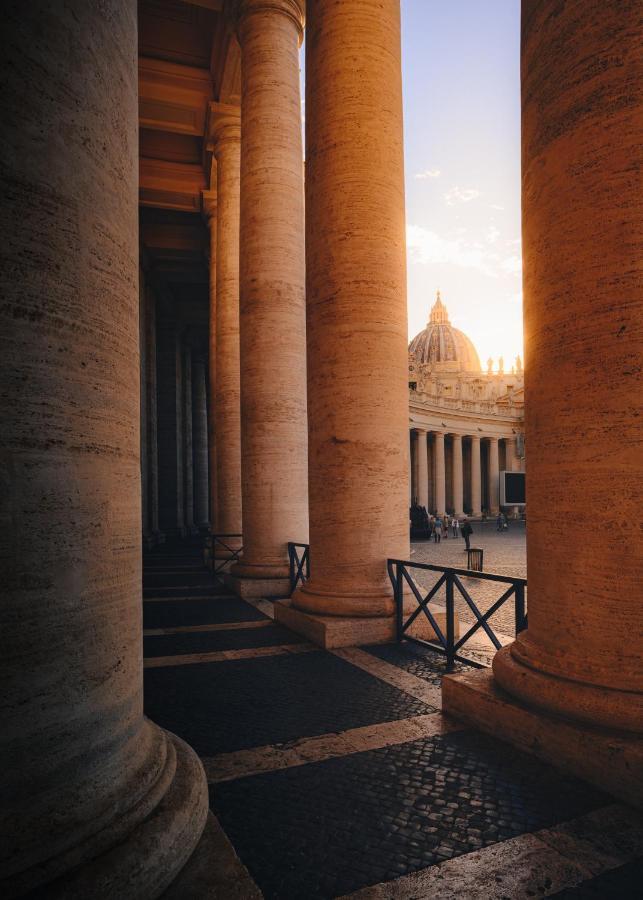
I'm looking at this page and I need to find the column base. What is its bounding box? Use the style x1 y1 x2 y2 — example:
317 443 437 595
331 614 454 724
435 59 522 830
274 598 455 649
5 728 209 899
442 668 643 809
225 573 291 599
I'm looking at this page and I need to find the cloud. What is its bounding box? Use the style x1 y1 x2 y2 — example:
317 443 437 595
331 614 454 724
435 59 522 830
407 223 522 279
444 186 480 205
486 226 501 245
415 168 441 180
490 204 505 211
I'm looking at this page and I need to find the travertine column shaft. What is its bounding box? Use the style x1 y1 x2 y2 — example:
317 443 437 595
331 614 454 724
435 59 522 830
145 286 160 538
493 0 643 732
470 436 482 517
295 0 408 617
452 434 464 517
230 0 308 588
157 312 185 536
0 2 207 893
140 270 150 541
416 430 429 510
433 432 446 515
192 357 210 528
182 342 195 533
488 437 500 514
203 194 218 529
212 114 242 548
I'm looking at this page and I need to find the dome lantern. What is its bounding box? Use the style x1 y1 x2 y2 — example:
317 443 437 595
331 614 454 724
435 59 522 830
409 291 482 373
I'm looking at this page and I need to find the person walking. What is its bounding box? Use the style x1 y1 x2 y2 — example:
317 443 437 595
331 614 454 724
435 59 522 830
433 516 442 543
452 517 460 538
496 513 503 532
461 518 473 551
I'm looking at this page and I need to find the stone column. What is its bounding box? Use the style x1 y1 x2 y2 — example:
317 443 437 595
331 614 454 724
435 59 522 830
445 0 643 807
488 437 500 514
433 432 446 515
227 0 308 597
0 3 208 894
408 430 413 504
145 285 161 540
292 0 408 622
416 430 429 510
139 268 150 543
157 308 185 537
452 434 464 517
203 191 218 530
192 356 210 529
211 108 242 552
182 342 195 534
470 435 482 517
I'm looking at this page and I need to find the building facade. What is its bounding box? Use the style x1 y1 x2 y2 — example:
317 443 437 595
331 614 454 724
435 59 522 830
408 293 525 517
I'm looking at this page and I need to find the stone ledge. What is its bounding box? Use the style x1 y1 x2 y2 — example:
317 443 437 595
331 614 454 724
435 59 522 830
274 600 455 649
225 574 291 599
442 668 643 809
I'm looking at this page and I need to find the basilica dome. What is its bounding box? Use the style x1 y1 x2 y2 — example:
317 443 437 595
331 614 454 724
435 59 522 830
409 292 482 373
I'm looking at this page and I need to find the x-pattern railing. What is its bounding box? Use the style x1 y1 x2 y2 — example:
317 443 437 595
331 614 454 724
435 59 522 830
288 542 310 594
387 558 527 669
205 533 243 579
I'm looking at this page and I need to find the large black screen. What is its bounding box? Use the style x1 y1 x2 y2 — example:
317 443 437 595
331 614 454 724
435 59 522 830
505 472 526 504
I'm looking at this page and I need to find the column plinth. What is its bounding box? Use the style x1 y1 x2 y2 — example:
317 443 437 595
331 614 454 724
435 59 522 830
227 0 308 595
444 0 643 807
289 0 408 625
0 3 208 893
452 434 464 517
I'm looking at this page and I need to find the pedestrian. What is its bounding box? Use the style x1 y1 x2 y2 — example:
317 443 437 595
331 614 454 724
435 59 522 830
461 518 473 551
433 516 442 543
452 517 460 538
496 513 503 532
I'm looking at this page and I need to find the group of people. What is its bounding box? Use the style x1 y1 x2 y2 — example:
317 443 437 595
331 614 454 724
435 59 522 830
409 504 474 550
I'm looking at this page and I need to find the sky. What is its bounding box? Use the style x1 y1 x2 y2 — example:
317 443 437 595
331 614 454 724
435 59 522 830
401 0 523 367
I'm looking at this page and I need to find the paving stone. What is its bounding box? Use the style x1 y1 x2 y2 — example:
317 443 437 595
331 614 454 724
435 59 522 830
144 651 433 756
549 857 643 898
363 641 474 685
211 730 607 899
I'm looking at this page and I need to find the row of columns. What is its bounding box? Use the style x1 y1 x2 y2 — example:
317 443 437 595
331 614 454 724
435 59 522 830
207 0 408 610
412 431 519 516
140 276 210 543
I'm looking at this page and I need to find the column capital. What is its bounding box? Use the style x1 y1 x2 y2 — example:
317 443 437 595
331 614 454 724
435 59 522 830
205 102 241 156
226 0 305 41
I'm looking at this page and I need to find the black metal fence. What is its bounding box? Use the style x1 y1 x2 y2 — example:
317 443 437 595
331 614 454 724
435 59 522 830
387 558 527 669
288 542 310 594
205 533 243 579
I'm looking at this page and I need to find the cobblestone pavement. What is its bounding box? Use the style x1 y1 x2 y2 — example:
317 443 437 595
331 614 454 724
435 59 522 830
142 539 642 899
410 523 527 641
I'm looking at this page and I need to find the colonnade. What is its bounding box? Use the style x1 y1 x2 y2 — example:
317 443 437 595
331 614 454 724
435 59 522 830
410 430 517 517
140 273 211 544
1 2 641 895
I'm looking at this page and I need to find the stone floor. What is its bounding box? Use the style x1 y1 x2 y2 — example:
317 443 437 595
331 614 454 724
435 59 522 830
410 523 527 648
145 538 643 899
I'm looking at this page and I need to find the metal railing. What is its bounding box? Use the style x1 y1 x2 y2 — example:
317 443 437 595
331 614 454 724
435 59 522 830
205 533 243 579
387 558 527 670
288 542 310 594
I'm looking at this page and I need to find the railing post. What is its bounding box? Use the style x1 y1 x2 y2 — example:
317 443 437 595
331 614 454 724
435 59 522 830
288 543 295 594
395 564 404 642
515 582 526 633
446 571 455 671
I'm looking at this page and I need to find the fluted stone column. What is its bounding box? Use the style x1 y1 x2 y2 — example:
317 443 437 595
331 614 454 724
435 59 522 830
452 434 464 517
416 430 429 510
0 3 208 894
182 342 195 533
211 109 242 552
227 0 308 596
433 432 446 515
444 0 643 807
488 437 500 514
203 191 218 530
192 356 210 529
293 0 408 620
470 435 482 517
